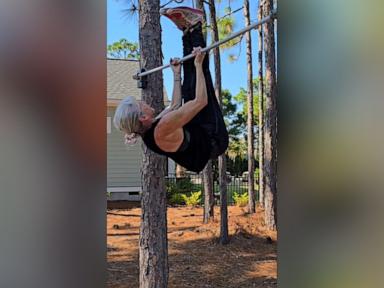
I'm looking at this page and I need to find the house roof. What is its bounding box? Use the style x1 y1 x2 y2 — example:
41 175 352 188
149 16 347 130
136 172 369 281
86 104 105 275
107 58 169 106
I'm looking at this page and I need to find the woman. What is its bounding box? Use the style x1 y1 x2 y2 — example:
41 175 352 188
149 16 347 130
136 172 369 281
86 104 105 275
114 7 229 173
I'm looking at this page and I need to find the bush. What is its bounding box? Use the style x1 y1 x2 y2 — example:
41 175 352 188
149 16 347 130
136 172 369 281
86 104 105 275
165 176 199 205
169 193 185 206
233 192 248 207
166 177 195 195
181 191 202 207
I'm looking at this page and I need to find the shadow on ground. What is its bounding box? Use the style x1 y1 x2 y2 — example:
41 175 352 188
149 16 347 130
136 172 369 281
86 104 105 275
108 232 277 288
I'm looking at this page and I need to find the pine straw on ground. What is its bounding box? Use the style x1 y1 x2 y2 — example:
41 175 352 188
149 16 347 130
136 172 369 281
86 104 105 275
107 205 277 288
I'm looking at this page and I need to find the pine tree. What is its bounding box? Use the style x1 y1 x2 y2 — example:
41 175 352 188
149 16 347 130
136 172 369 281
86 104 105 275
138 0 169 286
208 0 229 244
243 0 256 214
263 0 277 230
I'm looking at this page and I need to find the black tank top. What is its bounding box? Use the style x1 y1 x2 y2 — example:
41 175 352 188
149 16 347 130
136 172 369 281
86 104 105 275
142 119 211 173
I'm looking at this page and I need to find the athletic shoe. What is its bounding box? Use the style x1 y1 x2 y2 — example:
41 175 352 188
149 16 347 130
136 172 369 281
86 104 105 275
160 6 204 31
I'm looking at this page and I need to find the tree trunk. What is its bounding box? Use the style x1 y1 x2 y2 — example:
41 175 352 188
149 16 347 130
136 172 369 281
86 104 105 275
195 0 208 38
243 0 255 214
195 0 215 224
258 3 265 208
138 0 169 287
208 0 229 245
263 0 277 230
202 160 215 223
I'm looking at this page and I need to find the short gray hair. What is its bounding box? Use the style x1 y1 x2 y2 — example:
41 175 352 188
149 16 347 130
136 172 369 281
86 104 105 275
113 96 144 136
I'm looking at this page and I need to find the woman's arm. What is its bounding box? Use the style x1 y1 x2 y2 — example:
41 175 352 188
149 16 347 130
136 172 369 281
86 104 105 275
155 58 182 120
156 47 207 136
170 58 183 109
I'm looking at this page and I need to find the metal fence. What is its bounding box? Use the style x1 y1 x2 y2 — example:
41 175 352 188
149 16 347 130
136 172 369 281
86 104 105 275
165 173 258 205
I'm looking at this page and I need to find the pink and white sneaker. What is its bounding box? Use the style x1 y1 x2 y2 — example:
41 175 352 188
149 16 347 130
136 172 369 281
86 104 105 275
160 6 204 31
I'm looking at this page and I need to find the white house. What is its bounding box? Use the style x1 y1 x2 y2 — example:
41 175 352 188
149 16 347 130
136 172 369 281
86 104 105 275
107 58 175 201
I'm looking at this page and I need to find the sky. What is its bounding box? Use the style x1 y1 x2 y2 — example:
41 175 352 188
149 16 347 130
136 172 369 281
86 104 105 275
107 0 262 99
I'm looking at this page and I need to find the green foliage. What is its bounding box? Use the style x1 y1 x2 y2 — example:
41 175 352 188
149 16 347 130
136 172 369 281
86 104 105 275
107 38 140 59
165 181 177 196
222 89 237 118
221 78 266 164
166 177 195 194
226 154 248 176
181 191 202 207
255 167 259 179
228 54 239 63
222 89 245 141
233 192 248 207
234 87 260 123
221 89 247 161
229 77 266 143
214 3 243 51
165 177 199 206
227 137 247 160
169 193 185 206
217 16 240 50
214 4 244 61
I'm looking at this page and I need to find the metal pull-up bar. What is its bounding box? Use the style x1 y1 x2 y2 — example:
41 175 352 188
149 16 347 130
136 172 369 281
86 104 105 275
133 9 277 84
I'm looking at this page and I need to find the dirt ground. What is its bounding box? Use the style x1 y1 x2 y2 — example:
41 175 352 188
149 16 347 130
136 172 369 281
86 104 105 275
107 205 277 288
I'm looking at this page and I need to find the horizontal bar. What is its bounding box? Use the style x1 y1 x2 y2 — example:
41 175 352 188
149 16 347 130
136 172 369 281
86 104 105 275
133 9 277 80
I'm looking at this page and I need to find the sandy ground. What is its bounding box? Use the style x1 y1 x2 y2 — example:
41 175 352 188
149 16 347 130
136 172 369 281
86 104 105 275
107 205 277 288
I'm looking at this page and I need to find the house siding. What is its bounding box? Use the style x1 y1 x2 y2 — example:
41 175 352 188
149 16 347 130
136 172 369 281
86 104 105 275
107 59 142 191
107 59 174 199
107 107 142 188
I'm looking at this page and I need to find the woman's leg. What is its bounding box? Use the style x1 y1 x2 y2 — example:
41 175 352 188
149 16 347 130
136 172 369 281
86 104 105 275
181 29 195 103
182 24 229 158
